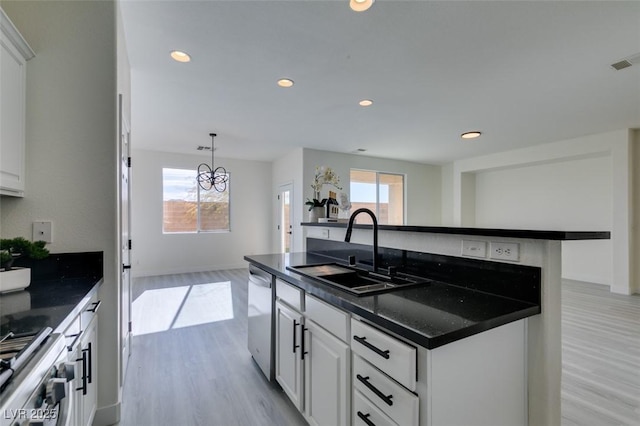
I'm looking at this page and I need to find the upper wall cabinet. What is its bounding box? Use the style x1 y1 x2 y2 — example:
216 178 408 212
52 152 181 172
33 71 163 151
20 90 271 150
0 8 34 197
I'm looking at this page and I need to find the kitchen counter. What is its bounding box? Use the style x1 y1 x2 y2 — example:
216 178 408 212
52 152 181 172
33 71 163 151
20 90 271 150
302 222 610 240
244 252 540 349
0 252 103 336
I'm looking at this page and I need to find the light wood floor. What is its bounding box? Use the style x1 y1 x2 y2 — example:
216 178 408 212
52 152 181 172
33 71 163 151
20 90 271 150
561 279 640 426
117 271 640 426
117 269 306 426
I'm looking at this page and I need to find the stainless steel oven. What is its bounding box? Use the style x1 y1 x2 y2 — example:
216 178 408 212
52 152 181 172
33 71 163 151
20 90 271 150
1 332 74 426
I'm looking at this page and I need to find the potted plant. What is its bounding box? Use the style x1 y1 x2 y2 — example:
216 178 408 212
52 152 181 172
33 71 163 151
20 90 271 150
307 166 342 222
0 237 49 293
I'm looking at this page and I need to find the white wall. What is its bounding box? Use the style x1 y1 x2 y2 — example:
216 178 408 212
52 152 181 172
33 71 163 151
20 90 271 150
130 149 272 277
474 155 612 284
0 0 121 422
445 129 635 294
302 148 442 226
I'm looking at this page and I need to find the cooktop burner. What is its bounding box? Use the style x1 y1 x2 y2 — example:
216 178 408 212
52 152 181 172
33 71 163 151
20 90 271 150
0 327 52 391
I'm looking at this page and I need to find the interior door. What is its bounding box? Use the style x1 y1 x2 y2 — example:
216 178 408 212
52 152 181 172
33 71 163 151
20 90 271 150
278 183 293 253
119 94 132 383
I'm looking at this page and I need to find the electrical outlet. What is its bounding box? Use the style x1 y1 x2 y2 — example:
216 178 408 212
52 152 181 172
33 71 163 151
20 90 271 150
489 242 520 262
461 240 486 258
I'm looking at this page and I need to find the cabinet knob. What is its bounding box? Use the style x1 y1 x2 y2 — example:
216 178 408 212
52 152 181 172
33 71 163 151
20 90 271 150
57 362 75 382
45 377 67 405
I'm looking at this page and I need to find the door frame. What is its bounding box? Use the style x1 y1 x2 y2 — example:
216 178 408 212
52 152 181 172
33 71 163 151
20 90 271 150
118 94 132 384
277 182 294 253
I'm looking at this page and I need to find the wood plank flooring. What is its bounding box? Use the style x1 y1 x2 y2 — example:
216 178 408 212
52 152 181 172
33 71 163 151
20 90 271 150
117 271 640 426
561 279 640 426
117 269 306 426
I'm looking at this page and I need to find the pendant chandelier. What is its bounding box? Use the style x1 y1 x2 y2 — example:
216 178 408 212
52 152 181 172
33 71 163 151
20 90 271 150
197 133 228 192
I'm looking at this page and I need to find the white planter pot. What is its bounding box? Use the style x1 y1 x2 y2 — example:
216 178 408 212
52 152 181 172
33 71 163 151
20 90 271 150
0 267 31 293
308 206 325 223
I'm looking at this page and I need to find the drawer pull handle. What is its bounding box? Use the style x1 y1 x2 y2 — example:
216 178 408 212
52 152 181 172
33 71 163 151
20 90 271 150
356 374 393 406
357 411 376 426
354 335 390 359
86 300 102 313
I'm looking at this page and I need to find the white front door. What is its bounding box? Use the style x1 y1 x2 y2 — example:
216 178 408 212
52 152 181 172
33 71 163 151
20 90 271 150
119 95 132 383
278 183 293 253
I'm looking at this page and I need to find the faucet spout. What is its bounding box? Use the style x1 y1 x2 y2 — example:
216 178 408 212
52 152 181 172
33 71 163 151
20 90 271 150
345 208 378 273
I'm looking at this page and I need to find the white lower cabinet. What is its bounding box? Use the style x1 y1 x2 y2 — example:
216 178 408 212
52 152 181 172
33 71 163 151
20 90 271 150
275 281 351 426
274 281 526 426
63 292 100 426
275 299 304 410
304 318 350 426
78 314 98 426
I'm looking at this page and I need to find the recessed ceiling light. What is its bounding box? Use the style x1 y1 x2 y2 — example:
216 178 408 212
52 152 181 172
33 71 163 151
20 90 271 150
461 131 482 139
170 50 191 63
359 99 373 107
350 0 375 12
277 78 294 88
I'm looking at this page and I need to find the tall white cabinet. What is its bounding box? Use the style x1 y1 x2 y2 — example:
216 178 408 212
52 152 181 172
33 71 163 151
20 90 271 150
0 8 34 197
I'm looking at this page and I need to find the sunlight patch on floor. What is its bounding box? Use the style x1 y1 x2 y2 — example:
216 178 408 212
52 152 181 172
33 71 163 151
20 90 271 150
132 281 234 336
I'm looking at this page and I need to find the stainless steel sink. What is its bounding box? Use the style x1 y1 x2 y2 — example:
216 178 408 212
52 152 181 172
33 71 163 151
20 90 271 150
286 263 431 296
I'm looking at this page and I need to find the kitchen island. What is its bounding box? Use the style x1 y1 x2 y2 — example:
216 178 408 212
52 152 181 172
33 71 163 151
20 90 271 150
247 224 609 426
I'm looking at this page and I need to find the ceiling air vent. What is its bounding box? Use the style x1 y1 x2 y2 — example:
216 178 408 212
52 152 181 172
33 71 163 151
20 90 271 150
611 52 640 71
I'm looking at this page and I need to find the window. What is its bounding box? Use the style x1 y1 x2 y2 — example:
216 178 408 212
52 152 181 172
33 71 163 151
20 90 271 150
350 169 404 225
162 168 230 233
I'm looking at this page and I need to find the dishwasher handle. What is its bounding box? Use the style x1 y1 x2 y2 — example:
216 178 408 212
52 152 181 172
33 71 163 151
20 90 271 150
249 265 272 288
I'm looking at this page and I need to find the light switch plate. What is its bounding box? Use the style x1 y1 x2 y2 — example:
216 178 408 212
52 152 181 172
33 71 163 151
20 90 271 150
461 240 487 258
33 221 53 243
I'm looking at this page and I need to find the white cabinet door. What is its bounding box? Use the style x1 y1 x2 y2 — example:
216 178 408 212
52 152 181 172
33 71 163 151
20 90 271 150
75 315 98 426
304 319 350 426
275 300 303 410
0 9 33 196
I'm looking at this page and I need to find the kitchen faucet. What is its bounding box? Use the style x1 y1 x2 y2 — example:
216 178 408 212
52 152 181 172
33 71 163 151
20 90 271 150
344 208 378 273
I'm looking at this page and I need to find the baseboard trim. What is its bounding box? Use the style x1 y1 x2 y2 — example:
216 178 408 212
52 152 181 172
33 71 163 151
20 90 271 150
562 273 609 286
132 262 248 278
94 402 121 426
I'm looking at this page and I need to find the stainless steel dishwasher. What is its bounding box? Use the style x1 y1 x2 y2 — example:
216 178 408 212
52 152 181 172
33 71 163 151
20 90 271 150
247 264 274 380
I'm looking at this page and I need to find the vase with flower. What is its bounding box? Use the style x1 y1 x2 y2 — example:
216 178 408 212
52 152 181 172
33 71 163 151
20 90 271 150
306 165 342 222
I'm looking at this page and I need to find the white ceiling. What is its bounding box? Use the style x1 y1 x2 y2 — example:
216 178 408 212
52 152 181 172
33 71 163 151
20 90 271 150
120 0 640 165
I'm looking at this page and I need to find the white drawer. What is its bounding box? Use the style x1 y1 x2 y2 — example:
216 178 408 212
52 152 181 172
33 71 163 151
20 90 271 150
305 294 349 342
354 389 398 426
351 319 417 391
276 278 304 312
353 355 419 426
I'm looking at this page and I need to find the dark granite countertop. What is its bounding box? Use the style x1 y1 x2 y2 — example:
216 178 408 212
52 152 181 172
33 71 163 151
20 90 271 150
302 222 610 240
0 252 103 337
244 252 540 349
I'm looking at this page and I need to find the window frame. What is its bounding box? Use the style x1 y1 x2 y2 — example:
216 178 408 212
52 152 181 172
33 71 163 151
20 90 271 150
349 169 406 225
162 167 231 234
